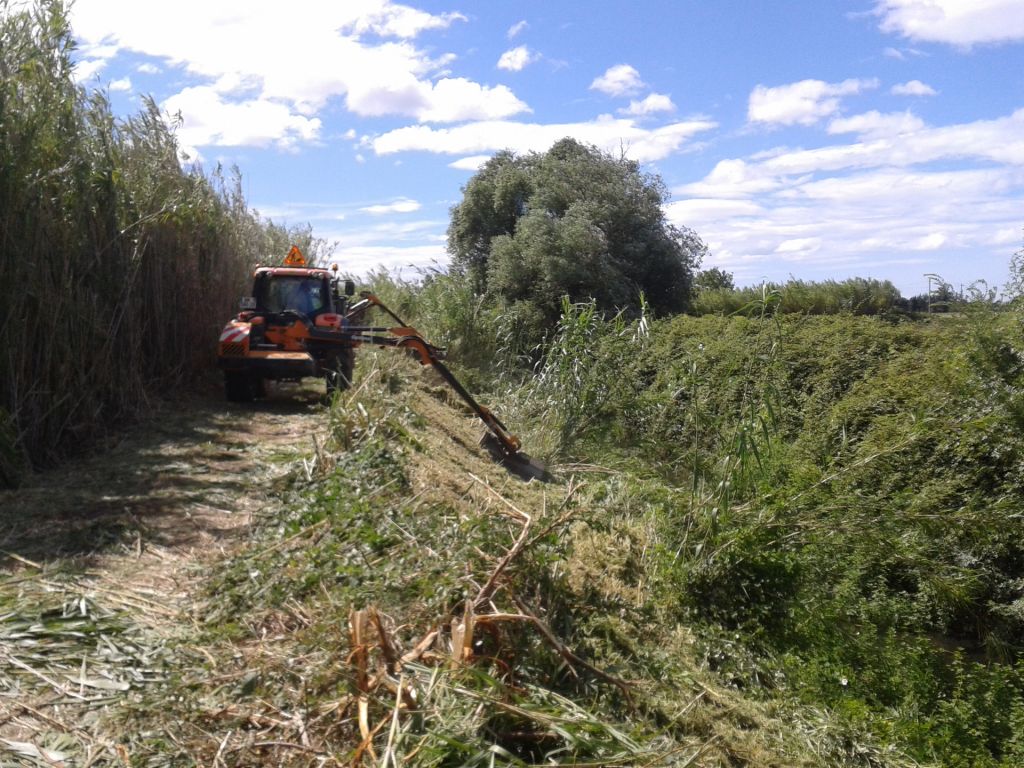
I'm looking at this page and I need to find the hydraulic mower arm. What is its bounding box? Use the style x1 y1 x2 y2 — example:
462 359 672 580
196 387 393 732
342 293 522 457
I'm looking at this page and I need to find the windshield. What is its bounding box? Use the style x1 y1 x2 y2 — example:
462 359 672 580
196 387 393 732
258 276 328 315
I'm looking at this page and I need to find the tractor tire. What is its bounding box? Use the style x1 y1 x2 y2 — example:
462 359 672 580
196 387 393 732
325 349 355 395
225 371 254 403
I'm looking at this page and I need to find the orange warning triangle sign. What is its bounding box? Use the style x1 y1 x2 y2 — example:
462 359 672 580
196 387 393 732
283 245 306 266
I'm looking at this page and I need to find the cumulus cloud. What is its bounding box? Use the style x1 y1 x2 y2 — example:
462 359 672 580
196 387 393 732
371 115 717 163
875 0 1024 47
590 64 644 97
620 93 676 117
163 86 322 153
109 76 132 92
748 78 879 126
68 1 520 150
891 79 937 96
360 197 422 214
136 62 161 74
497 45 538 72
415 78 529 122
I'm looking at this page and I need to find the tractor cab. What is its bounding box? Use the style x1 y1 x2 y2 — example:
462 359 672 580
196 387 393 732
252 269 333 318
242 246 355 322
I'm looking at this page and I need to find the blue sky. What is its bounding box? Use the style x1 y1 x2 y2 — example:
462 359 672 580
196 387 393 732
68 0 1024 297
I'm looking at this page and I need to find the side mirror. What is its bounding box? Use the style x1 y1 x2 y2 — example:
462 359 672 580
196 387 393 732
345 280 355 297
240 296 257 310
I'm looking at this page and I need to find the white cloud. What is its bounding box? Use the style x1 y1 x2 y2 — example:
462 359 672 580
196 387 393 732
748 78 879 126
762 108 1024 173
360 197 422 214
327 244 448 278
68 1 519 150
667 198 765 220
163 86 322 153
775 237 822 255
590 64 644 97
449 155 492 171
883 45 926 59
136 62 161 74
875 0 1024 47
371 115 717 163
891 79 937 96
345 6 466 38
317 217 448 277
74 58 107 80
827 110 925 138
497 45 538 72
109 76 132 92
912 232 948 250
415 78 530 122
668 108 1024 289
620 93 676 117
508 20 528 39
679 159 788 198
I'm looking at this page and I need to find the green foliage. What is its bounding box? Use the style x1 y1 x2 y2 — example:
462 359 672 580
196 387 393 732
693 277 904 316
447 138 705 337
694 266 735 293
1007 234 1024 301
493 288 1024 765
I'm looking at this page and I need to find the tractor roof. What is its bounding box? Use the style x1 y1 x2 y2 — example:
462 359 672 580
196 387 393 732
253 266 330 278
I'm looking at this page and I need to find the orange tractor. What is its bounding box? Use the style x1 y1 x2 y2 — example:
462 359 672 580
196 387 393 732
217 247 521 456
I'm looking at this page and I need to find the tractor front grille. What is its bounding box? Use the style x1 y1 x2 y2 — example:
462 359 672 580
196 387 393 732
221 342 246 357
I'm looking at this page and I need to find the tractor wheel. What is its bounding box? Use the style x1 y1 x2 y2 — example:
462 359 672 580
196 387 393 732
250 376 267 399
325 349 355 395
225 371 254 403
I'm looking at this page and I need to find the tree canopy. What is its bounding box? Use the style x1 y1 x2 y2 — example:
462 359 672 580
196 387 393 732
447 138 706 328
695 266 736 293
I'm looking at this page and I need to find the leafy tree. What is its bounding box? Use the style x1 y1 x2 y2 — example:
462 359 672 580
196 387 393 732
695 266 735 293
447 138 705 329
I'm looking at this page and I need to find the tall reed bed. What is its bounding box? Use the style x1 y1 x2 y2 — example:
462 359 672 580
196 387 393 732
0 0 300 484
693 276 904 316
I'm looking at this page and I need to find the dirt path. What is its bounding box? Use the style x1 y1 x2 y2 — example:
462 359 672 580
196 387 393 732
0 381 329 761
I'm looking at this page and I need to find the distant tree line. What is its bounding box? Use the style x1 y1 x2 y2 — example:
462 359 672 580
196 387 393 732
691 271 1017 317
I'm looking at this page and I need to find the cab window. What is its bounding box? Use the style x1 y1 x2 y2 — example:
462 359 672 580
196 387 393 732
259 276 327 315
